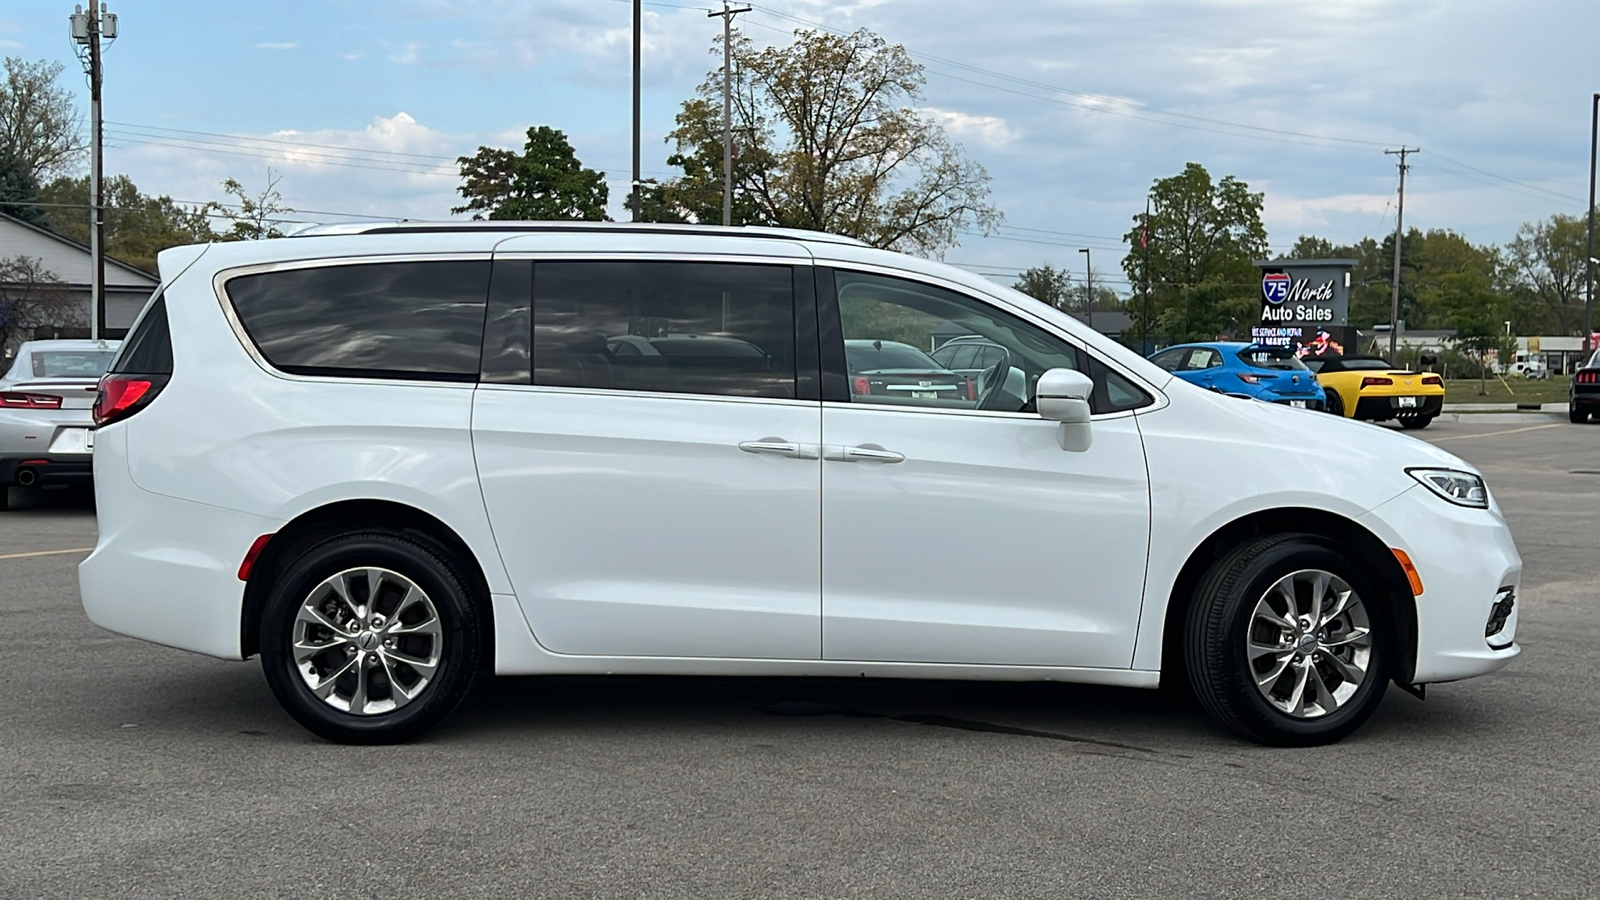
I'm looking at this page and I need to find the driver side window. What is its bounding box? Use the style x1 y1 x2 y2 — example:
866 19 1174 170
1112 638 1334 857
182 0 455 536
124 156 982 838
833 270 1148 414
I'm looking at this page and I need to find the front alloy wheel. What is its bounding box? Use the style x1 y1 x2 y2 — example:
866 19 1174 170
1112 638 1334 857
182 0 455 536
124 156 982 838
1186 534 1390 745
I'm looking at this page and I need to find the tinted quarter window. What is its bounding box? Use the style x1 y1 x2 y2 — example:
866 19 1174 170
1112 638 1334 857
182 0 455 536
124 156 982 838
111 296 173 374
533 261 796 399
225 260 492 381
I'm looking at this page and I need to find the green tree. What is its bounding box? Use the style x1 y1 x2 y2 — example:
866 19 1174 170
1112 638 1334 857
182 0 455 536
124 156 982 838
1122 162 1267 342
1438 270 1515 394
453 126 608 221
0 256 82 351
206 172 294 241
1505 213 1587 334
1012 265 1074 313
662 28 1001 255
41 174 214 272
0 146 46 226
0 58 87 180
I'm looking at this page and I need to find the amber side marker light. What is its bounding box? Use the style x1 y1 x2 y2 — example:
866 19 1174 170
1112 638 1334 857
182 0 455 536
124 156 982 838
1391 548 1425 596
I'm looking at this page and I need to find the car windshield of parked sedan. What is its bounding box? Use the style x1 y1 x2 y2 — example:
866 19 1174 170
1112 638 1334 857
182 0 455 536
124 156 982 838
846 340 944 372
30 351 118 378
1237 347 1308 371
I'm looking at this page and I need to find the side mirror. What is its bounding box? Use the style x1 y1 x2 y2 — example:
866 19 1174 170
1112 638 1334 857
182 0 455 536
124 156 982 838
1035 367 1094 425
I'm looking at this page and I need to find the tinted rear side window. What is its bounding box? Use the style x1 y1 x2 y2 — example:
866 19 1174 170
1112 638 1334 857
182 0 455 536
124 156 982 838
534 261 796 399
225 261 492 381
111 296 173 374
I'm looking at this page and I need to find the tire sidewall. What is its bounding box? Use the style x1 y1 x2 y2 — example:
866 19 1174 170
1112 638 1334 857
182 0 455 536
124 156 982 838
1204 539 1391 745
260 533 480 744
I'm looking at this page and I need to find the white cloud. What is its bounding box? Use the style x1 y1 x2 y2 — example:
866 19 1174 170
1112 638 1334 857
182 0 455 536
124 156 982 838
919 107 1019 149
254 42 299 50
1265 193 1392 230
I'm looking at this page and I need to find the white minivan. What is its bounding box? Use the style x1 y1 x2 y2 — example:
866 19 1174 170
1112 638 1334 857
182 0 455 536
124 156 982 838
80 222 1521 746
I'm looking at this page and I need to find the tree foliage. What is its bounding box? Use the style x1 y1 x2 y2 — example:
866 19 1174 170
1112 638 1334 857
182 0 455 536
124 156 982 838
1505 213 1587 334
0 58 87 181
659 28 1001 256
0 256 84 351
41 174 214 272
1012 265 1074 312
453 126 608 221
0 145 47 226
206 172 294 241
1121 162 1266 342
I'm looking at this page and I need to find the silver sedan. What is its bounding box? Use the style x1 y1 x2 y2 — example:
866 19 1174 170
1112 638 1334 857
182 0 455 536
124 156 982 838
0 339 119 510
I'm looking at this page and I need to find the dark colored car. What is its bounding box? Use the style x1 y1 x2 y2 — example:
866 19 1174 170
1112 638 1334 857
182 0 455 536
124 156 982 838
844 339 975 406
1571 349 1600 423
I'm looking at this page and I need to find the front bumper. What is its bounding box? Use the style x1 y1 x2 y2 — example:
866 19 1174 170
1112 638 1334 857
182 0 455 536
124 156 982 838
1359 485 1521 684
1354 393 1444 421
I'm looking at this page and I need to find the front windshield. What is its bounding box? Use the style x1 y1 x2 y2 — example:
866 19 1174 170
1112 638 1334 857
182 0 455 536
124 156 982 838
31 350 118 378
1238 347 1307 371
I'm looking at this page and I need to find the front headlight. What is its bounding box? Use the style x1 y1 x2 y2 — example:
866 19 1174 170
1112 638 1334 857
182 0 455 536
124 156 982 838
1407 467 1489 508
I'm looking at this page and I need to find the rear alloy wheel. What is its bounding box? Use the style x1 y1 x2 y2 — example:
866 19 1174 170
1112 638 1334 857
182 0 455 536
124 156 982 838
1398 414 1434 430
1324 390 1345 417
260 532 481 744
1186 534 1390 746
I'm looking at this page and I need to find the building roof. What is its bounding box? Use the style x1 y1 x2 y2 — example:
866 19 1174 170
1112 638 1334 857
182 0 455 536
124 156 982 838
0 211 160 289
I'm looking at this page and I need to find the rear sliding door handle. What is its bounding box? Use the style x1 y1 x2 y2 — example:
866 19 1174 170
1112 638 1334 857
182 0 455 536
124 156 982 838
824 444 906 464
738 439 820 459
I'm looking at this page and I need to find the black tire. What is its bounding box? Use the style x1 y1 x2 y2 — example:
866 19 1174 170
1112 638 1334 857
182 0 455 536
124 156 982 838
1324 389 1345 417
1398 414 1434 430
1185 534 1390 746
260 531 482 744
0 486 9 512
1572 405 1589 424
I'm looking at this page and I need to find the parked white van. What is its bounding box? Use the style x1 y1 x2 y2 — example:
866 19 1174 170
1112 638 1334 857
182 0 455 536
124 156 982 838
80 223 1520 745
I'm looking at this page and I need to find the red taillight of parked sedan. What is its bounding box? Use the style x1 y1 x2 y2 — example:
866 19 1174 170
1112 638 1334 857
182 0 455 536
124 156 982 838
852 376 872 395
1361 376 1394 388
1422 375 1443 386
1578 371 1599 384
0 391 64 409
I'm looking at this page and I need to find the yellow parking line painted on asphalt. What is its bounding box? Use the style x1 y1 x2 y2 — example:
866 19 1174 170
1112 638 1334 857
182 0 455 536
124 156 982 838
1429 423 1564 442
0 547 93 561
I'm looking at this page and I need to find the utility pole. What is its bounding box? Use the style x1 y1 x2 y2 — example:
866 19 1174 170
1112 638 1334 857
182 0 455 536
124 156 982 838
708 1 750 226
1078 247 1093 333
630 0 641 222
1587 94 1597 353
1384 146 1418 362
70 2 115 340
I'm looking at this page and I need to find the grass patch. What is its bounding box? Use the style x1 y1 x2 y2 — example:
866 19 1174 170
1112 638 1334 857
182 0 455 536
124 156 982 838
1444 375 1571 405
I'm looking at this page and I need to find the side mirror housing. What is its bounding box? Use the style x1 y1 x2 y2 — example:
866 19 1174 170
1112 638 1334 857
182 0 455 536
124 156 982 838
1035 367 1094 425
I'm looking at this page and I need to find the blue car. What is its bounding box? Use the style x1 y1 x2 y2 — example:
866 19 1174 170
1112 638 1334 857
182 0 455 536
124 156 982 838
1148 342 1327 411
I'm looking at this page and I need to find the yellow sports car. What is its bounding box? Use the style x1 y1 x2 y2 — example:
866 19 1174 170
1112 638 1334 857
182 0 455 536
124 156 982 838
1304 355 1445 429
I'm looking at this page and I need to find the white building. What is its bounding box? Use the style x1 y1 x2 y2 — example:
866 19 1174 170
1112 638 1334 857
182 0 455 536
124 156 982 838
0 211 159 353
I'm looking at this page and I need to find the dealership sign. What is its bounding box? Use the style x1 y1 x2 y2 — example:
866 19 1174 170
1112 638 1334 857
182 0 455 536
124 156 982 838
1251 258 1355 355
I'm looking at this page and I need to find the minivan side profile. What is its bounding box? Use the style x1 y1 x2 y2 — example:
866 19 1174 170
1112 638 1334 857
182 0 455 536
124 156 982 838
80 223 1520 746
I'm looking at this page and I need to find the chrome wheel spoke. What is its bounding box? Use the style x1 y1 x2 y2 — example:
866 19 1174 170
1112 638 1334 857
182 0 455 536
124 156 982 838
1248 568 1369 720
292 566 442 716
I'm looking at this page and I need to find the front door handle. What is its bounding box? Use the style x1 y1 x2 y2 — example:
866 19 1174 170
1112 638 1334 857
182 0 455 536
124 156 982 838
824 444 906 464
738 439 819 459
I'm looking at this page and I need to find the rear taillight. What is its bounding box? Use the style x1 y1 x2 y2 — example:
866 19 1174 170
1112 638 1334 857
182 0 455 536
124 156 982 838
1361 376 1394 388
93 373 168 427
0 391 64 409
1579 371 1598 384
965 378 976 401
1237 373 1265 384
1422 375 1442 385
852 376 871 395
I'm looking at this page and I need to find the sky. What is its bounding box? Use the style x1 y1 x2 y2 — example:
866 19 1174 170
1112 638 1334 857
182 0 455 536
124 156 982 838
3 0 1596 294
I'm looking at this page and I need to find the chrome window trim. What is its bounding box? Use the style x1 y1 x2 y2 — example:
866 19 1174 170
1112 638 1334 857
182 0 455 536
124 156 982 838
212 254 494 386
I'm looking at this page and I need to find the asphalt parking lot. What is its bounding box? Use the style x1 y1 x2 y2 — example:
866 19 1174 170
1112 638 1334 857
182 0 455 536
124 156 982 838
3 414 1597 899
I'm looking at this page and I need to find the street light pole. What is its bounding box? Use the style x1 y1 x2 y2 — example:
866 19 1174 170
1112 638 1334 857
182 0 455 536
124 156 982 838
630 0 641 222
1078 247 1093 333
1587 93 1597 353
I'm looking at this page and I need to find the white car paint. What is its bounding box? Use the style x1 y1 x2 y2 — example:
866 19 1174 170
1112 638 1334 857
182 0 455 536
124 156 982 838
79 224 1518 707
